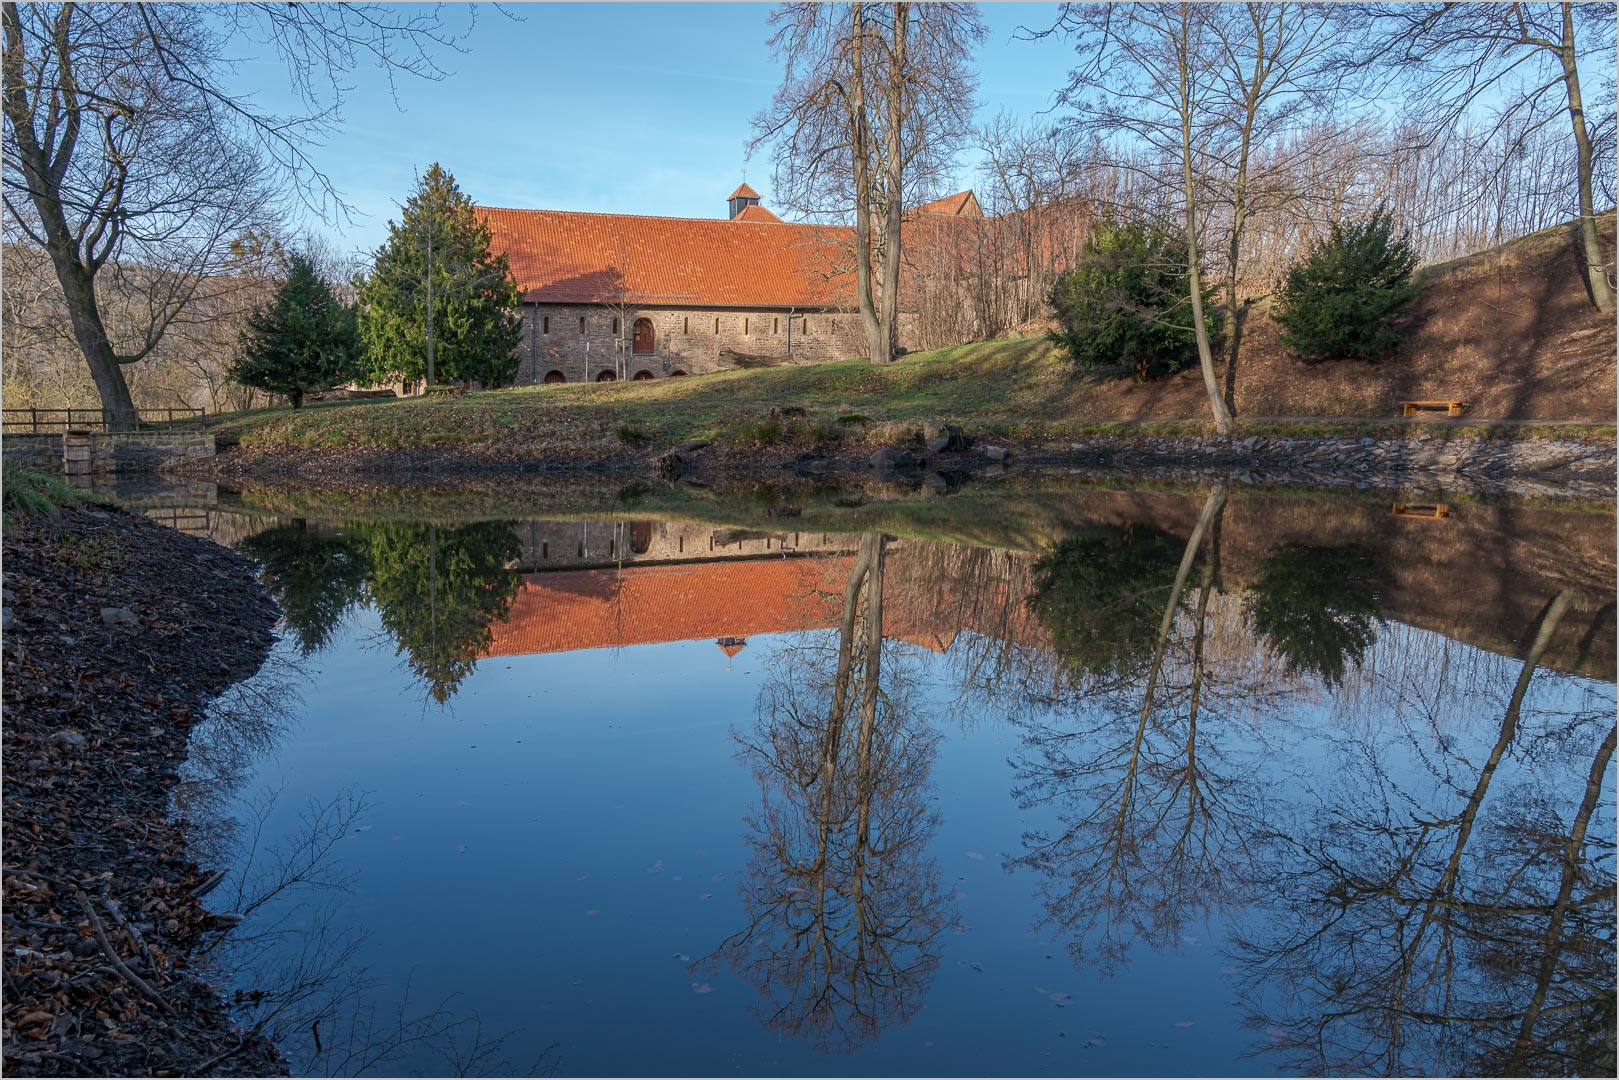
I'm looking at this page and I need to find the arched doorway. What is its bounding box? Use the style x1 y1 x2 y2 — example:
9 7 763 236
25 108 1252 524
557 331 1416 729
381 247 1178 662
596 370 616 382
632 370 656 381
542 370 566 384
629 521 653 554
632 318 654 355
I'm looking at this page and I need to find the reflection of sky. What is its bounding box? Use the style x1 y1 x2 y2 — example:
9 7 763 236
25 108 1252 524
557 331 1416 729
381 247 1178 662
223 605 1614 1077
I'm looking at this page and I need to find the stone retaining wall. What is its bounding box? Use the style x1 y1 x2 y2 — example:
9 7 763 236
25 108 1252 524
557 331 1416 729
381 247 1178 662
2 431 215 476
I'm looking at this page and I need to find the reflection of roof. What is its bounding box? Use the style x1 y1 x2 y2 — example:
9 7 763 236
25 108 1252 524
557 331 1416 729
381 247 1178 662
484 560 843 657
477 206 847 308
481 555 975 659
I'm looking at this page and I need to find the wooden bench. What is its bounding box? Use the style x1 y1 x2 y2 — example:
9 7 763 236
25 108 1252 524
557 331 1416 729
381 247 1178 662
1391 502 1452 520
1400 400 1468 417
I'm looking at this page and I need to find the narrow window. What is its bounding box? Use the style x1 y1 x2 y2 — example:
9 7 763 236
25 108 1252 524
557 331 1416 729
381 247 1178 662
773 318 779 334
542 316 550 335
684 317 689 334
744 317 750 335
802 317 808 334
714 317 720 334
612 316 620 335
609 539 615 557
678 536 684 553
577 540 584 557
542 541 549 559
579 315 586 334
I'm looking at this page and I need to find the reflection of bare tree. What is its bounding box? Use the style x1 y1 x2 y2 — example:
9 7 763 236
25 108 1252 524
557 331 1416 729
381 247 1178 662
1008 486 1269 975
1231 591 1617 1077
709 533 955 1054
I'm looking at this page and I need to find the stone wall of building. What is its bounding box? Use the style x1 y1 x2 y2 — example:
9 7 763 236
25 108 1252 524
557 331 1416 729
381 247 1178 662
507 304 919 384
510 518 860 569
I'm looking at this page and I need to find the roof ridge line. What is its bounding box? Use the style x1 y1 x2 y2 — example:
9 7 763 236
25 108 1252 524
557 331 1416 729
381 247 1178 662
476 204 824 228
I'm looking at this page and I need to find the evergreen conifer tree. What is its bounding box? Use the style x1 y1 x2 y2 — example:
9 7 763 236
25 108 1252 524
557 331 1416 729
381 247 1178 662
1274 210 1420 362
229 252 360 408
356 164 524 389
1048 218 1221 381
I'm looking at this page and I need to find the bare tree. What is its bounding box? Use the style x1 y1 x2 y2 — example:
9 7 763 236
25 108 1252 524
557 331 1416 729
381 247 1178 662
750 2 986 364
1042 3 1353 435
2 3 483 428
1355 2 1617 312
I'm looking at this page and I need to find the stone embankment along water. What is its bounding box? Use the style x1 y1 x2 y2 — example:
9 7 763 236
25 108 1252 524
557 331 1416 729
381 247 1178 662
1 430 215 476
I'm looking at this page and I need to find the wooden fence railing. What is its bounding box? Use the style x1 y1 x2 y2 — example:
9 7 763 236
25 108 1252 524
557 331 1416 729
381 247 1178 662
1 407 205 434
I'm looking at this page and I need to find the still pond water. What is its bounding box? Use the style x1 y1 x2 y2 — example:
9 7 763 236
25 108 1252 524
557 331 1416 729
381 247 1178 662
152 480 1614 1077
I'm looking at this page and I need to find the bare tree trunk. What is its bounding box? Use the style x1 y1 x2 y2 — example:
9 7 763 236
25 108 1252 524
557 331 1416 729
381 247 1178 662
2 2 140 430
878 3 909 362
1175 8 1234 437
848 4 887 365
1557 2 1615 313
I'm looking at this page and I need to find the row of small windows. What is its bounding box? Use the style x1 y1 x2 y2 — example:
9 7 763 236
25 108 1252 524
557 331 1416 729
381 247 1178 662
537 313 840 337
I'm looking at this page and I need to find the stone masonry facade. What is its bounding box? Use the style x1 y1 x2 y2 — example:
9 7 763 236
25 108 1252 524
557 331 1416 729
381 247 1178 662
508 303 917 384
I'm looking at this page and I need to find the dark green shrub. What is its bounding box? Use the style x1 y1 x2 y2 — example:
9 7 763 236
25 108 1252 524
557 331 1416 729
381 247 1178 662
1048 217 1220 381
616 424 650 444
1274 210 1419 362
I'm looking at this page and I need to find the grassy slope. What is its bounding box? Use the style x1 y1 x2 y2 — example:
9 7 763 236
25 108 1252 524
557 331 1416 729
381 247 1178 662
207 214 1617 457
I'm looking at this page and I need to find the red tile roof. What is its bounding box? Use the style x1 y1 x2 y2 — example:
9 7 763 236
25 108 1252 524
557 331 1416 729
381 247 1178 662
733 203 783 224
478 206 851 308
728 182 762 200
912 190 981 218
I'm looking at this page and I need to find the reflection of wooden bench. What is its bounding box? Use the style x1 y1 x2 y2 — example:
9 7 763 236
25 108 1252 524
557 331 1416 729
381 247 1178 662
1391 502 1451 519
1400 400 1468 417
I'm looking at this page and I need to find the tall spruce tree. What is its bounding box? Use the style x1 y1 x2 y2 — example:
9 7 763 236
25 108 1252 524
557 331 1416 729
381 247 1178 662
229 253 360 408
356 164 524 389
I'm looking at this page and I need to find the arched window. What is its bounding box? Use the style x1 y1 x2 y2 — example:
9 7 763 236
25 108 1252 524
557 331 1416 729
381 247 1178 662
670 370 689 377
596 370 616 382
632 370 655 381
629 522 653 554
632 317 654 355
543 370 566 384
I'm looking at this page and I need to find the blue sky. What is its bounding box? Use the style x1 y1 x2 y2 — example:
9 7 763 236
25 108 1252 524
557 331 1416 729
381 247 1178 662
229 3 1077 256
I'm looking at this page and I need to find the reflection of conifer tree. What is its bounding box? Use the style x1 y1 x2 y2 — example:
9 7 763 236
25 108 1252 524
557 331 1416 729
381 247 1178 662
1010 487 1263 974
238 521 373 656
1231 591 1617 1077
361 521 523 704
710 533 955 1054
1029 524 1187 681
1243 544 1383 686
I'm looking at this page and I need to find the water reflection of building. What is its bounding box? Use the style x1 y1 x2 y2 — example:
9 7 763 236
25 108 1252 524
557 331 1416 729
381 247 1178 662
482 546 984 659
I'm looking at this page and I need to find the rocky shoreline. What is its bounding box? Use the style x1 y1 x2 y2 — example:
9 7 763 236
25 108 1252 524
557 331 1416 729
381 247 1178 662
181 429 1617 501
2 503 285 1077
